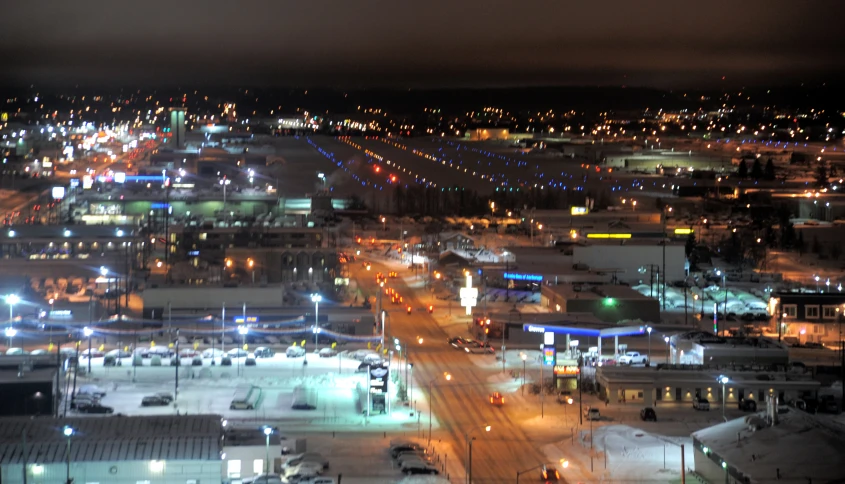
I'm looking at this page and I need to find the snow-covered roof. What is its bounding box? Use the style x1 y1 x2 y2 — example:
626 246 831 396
692 411 845 483
0 415 223 464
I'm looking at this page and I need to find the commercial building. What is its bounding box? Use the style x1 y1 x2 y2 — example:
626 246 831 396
668 331 789 366
0 415 223 484
541 284 661 323
169 108 187 149
0 354 61 417
595 364 819 407
572 242 686 285
692 410 845 483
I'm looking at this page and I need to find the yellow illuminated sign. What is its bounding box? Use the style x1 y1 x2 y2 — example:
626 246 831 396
570 206 589 215
674 228 694 235
586 233 632 239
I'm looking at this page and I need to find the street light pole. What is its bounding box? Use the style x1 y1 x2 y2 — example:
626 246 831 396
83 327 93 375
664 336 670 364
5 293 20 323
521 353 527 395
647 326 652 363
237 326 248 377
465 424 491 484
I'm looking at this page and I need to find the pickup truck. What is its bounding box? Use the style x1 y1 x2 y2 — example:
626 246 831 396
617 351 648 365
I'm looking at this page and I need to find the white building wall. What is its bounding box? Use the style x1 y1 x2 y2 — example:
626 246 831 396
573 244 685 283
222 443 282 480
3 459 220 484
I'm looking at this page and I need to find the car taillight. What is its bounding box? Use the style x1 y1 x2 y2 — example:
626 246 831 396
542 471 548 479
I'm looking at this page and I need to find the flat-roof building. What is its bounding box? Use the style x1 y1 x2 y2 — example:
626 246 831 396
669 331 789 366
541 284 661 323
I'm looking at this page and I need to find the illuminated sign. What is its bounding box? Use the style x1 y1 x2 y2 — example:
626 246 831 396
82 175 93 189
674 228 694 235
69 178 80 188
234 316 259 324
114 172 126 184
51 186 65 200
526 325 545 333
49 310 74 319
187 251 200 256
586 233 632 239
459 274 478 315
369 364 389 394
570 206 589 215
543 346 556 366
504 272 543 282
151 203 170 209
553 365 580 376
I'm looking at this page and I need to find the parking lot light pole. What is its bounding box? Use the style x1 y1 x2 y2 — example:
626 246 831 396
465 424 491 484
174 328 180 403
237 326 248 377
664 336 671 364
646 326 652 363
263 426 273 474
521 353 527 395
83 327 93 374
311 294 322 352
5 294 20 323
4 327 16 349
63 425 74 484
719 375 729 420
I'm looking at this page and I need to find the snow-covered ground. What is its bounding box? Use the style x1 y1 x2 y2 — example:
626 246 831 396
67 351 435 431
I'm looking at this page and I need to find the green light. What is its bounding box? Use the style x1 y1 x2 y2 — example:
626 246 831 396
603 298 616 307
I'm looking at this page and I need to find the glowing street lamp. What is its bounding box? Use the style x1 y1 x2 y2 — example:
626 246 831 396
5 327 17 349
63 426 75 484
263 426 273 474
5 294 20 323
466 424 492 484
311 294 322 352
83 326 94 374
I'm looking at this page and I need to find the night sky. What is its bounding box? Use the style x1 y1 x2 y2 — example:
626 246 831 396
2 0 842 88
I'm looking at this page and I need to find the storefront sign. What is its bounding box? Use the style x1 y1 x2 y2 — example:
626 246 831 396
553 365 580 376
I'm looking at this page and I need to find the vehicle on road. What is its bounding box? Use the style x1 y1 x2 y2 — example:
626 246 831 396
557 391 573 404
447 336 471 349
584 407 601 420
617 351 648 365
464 340 495 354
489 392 505 406
693 397 710 411
541 464 560 481
640 407 657 421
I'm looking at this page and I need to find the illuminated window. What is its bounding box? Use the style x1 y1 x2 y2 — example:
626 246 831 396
253 459 263 475
782 304 797 318
227 460 241 478
199 233 207 241
822 306 838 319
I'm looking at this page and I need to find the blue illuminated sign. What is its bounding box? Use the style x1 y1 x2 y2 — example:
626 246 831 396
234 316 259 324
151 203 170 209
504 272 543 282
187 251 199 256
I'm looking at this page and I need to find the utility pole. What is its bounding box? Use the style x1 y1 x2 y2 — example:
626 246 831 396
174 328 180 403
662 208 667 311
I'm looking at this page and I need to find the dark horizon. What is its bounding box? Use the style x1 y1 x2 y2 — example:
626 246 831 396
2 0 843 90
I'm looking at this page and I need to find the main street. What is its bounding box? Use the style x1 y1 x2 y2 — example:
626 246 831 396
350 259 559 484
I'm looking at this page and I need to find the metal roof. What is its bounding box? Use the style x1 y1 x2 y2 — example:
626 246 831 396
0 415 222 464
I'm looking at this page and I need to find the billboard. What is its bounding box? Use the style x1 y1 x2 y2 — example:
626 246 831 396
369 364 389 394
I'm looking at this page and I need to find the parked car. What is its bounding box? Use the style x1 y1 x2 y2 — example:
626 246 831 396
202 348 224 359
282 453 330 470
693 397 710 411
254 347 275 358
286 346 306 358
179 348 200 358
227 348 248 358
617 351 648 365
640 407 657 421
78 403 114 414
78 385 106 398
584 407 601 421
351 349 377 360
283 462 324 478
80 348 105 358
318 347 337 358
241 474 283 484
155 392 174 403
141 395 170 407
390 443 423 459
105 349 132 358
402 462 439 475
738 399 757 411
